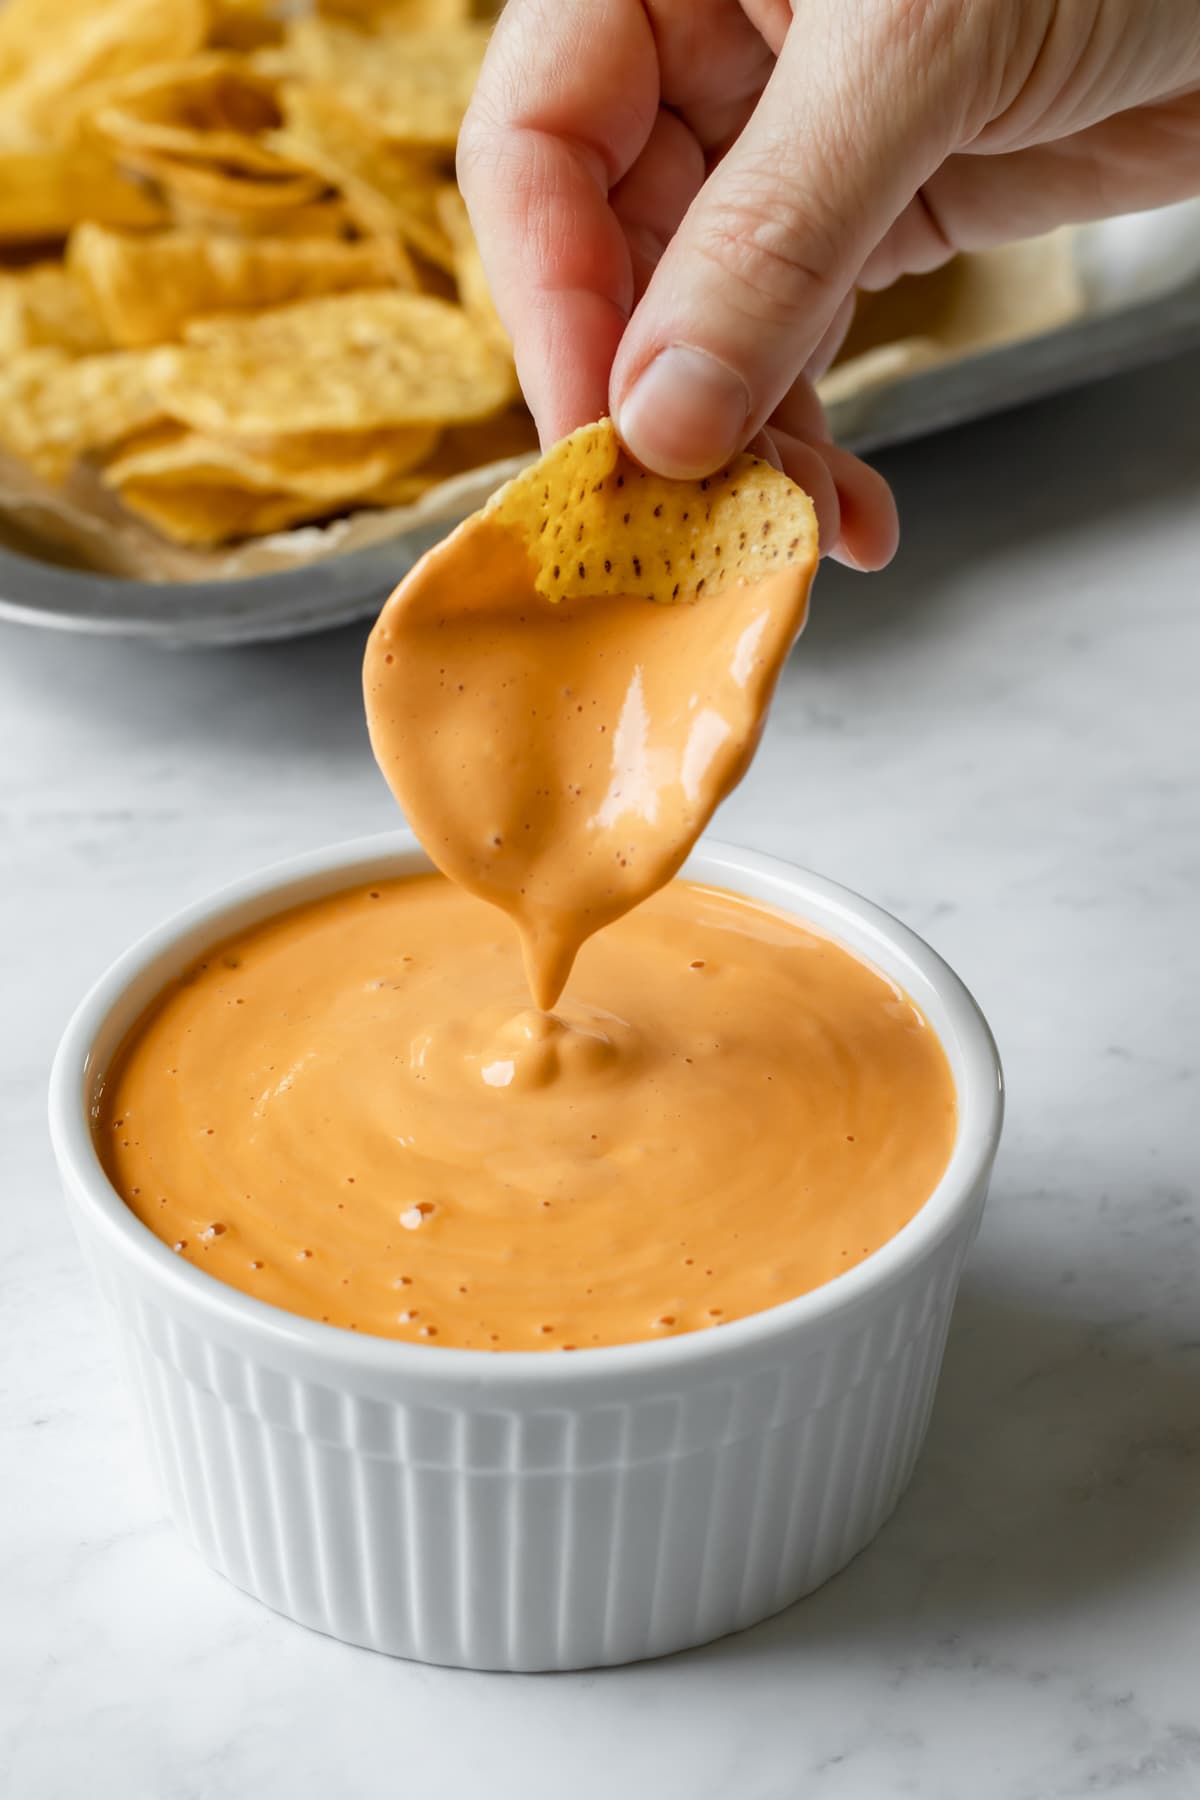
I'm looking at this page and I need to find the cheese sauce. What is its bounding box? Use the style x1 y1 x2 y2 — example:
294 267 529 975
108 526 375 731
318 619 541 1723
98 873 956 1349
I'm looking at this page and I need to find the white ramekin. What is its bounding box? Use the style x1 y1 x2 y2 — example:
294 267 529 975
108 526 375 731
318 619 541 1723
49 834 1003 1671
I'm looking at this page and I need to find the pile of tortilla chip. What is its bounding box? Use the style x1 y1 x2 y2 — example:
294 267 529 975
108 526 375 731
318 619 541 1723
0 0 537 552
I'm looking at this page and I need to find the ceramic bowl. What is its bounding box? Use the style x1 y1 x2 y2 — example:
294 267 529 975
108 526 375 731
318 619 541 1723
49 832 1003 1670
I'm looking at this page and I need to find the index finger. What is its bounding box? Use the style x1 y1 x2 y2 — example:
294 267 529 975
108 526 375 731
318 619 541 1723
457 0 659 444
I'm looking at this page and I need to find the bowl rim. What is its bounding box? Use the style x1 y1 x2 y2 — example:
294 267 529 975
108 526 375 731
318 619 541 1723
48 831 1004 1385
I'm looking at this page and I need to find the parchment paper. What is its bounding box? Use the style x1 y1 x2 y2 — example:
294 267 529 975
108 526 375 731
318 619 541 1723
817 229 1084 407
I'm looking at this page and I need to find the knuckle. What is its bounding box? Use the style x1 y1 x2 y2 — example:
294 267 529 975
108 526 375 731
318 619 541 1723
454 121 485 190
456 90 504 187
856 0 946 51
882 0 944 37
456 24 535 187
457 118 537 218
690 167 843 324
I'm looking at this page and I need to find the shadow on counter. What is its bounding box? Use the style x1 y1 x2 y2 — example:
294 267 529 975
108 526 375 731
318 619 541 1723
678 1244 1200 1665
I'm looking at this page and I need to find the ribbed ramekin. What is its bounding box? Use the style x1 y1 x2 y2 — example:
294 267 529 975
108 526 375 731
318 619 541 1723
49 834 1002 1671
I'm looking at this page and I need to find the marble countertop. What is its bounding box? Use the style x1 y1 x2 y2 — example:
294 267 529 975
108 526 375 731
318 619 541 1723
3 350 1198 1800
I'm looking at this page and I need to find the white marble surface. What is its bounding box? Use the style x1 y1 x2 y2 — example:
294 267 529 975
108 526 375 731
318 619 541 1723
2 351 1199 1800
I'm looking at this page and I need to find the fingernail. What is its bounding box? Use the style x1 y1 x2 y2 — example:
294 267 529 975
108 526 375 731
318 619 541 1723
616 345 750 479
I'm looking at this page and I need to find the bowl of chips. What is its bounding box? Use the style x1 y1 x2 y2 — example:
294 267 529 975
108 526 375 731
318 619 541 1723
0 0 544 640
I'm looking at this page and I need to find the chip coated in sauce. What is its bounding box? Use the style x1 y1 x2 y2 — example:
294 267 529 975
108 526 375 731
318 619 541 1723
364 421 821 1009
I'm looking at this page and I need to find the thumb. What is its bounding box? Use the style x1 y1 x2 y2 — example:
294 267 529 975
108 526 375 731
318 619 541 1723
611 1 967 478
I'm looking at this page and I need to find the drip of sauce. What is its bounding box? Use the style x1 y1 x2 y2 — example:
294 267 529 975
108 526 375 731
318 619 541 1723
97 875 957 1350
363 516 812 1008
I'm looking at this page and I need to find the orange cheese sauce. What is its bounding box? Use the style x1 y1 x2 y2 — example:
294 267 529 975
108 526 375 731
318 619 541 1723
96 873 956 1350
364 516 814 1010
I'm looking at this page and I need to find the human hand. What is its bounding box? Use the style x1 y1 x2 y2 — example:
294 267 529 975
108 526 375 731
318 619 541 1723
459 0 1200 567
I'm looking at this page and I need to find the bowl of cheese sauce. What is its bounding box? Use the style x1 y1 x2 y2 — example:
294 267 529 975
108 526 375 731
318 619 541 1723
51 832 1002 1670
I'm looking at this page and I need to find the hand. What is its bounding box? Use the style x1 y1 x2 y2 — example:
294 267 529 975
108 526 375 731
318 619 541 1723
459 0 1200 568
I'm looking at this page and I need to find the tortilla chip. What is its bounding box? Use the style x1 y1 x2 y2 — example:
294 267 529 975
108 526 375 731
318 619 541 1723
99 418 187 465
364 414 817 1014
484 419 820 604
243 42 294 82
284 17 489 149
208 0 287 53
317 0 473 26
111 475 332 545
69 224 403 346
103 423 274 491
166 191 354 239
269 87 455 270
0 346 165 481
436 187 508 355
430 407 538 471
150 290 516 434
86 55 296 179
105 420 440 500
0 0 208 142
357 409 534 506
103 142 329 213
361 471 437 506
231 424 440 493
0 143 167 242
0 264 109 356
370 409 536 500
